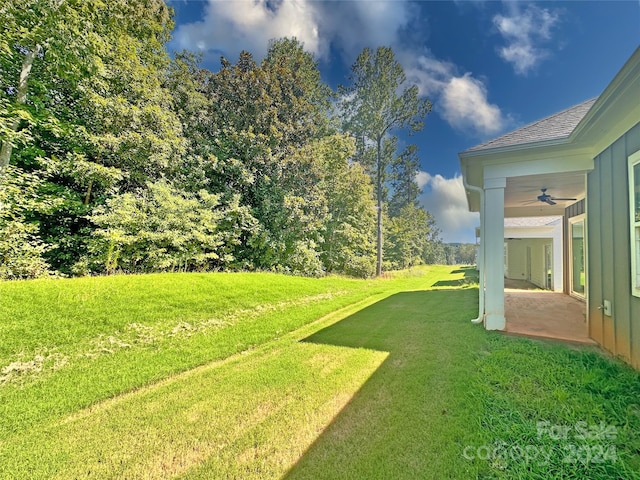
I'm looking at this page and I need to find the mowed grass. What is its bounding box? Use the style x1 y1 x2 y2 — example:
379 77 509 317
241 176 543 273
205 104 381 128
0 270 434 436
1 267 640 479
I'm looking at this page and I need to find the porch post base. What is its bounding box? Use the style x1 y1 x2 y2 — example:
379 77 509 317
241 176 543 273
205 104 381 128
485 314 506 331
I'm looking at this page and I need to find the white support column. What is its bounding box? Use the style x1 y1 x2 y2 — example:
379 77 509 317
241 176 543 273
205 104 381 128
552 224 563 292
483 177 506 330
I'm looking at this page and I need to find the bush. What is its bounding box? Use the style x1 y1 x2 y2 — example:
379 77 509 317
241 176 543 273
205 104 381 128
89 180 257 273
0 167 53 279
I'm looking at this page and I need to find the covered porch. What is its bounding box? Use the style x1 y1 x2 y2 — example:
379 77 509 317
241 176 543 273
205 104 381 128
504 280 593 344
459 99 596 342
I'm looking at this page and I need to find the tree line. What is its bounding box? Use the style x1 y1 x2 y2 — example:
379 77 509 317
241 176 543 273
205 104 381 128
0 0 443 280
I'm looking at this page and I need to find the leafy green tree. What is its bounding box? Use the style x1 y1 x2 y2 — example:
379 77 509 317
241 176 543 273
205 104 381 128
0 0 179 177
89 181 257 274
0 0 84 176
164 51 218 193
1 0 185 275
443 244 458 265
457 243 478 265
424 240 446 265
261 37 334 150
385 204 439 269
389 144 422 217
0 166 53 278
314 134 376 277
340 46 432 276
201 40 336 271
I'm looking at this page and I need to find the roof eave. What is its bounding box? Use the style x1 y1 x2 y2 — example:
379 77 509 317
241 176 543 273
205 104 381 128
459 136 571 160
571 46 640 142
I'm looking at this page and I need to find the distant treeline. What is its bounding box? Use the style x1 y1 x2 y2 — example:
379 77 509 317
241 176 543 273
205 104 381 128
0 0 441 279
433 243 478 266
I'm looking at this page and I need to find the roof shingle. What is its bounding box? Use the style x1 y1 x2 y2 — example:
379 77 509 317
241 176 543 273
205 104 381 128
464 98 597 153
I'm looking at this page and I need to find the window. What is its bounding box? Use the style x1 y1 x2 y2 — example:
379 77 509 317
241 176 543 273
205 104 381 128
629 150 640 297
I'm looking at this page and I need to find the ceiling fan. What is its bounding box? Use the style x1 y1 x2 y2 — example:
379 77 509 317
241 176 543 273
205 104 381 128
535 188 577 206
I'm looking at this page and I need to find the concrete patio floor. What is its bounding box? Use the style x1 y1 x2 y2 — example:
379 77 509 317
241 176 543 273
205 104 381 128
503 280 595 344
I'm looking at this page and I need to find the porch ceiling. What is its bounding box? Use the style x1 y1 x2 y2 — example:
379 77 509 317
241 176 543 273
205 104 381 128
504 172 585 217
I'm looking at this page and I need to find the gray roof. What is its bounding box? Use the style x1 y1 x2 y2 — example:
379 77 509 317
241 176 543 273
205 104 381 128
464 98 597 153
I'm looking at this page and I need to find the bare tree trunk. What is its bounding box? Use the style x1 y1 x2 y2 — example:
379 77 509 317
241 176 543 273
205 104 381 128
84 179 93 205
0 44 41 177
376 137 383 276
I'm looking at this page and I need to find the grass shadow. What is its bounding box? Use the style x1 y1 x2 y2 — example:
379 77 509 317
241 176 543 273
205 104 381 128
283 288 487 479
283 286 640 479
432 267 479 287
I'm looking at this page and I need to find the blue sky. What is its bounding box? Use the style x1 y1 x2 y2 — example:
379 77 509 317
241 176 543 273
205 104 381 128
167 0 640 243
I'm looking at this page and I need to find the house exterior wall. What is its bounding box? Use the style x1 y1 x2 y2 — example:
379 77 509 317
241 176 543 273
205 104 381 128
505 240 526 280
505 220 563 291
529 239 548 288
505 238 551 288
587 121 640 368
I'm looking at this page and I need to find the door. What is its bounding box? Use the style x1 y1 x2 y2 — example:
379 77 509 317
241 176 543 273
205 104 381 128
569 217 586 297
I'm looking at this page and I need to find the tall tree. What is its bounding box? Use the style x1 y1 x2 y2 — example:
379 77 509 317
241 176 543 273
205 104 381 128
0 0 184 275
0 0 86 176
340 46 431 276
385 204 439 269
389 143 422 217
203 39 335 271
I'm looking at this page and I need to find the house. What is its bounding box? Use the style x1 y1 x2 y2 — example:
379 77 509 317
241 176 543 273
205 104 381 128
504 216 563 292
459 46 640 368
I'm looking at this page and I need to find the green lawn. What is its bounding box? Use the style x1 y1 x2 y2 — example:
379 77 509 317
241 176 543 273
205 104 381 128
1 267 639 479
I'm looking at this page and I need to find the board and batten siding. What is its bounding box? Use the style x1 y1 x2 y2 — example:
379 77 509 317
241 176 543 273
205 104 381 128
587 121 640 368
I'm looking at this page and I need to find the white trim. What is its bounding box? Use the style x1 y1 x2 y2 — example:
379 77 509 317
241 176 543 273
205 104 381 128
628 150 640 298
568 214 587 299
484 184 506 330
484 156 593 180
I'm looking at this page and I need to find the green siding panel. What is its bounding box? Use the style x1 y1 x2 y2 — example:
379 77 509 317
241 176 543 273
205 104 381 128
599 146 615 353
589 121 640 368
626 124 640 368
587 164 604 345
612 136 631 362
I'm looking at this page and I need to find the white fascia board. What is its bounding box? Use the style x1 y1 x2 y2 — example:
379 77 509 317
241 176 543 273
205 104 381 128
484 154 594 180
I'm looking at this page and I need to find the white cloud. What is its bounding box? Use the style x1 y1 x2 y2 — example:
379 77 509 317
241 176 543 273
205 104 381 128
317 1 413 61
415 171 432 189
172 0 510 137
172 0 413 63
441 74 505 135
493 4 561 75
417 172 479 243
173 0 322 61
404 54 508 136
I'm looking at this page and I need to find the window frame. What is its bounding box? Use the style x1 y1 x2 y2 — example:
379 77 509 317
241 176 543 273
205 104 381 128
568 214 586 299
628 150 640 297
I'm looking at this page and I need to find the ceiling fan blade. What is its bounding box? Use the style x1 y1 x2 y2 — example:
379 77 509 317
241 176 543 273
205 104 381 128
550 197 577 201
544 197 557 205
